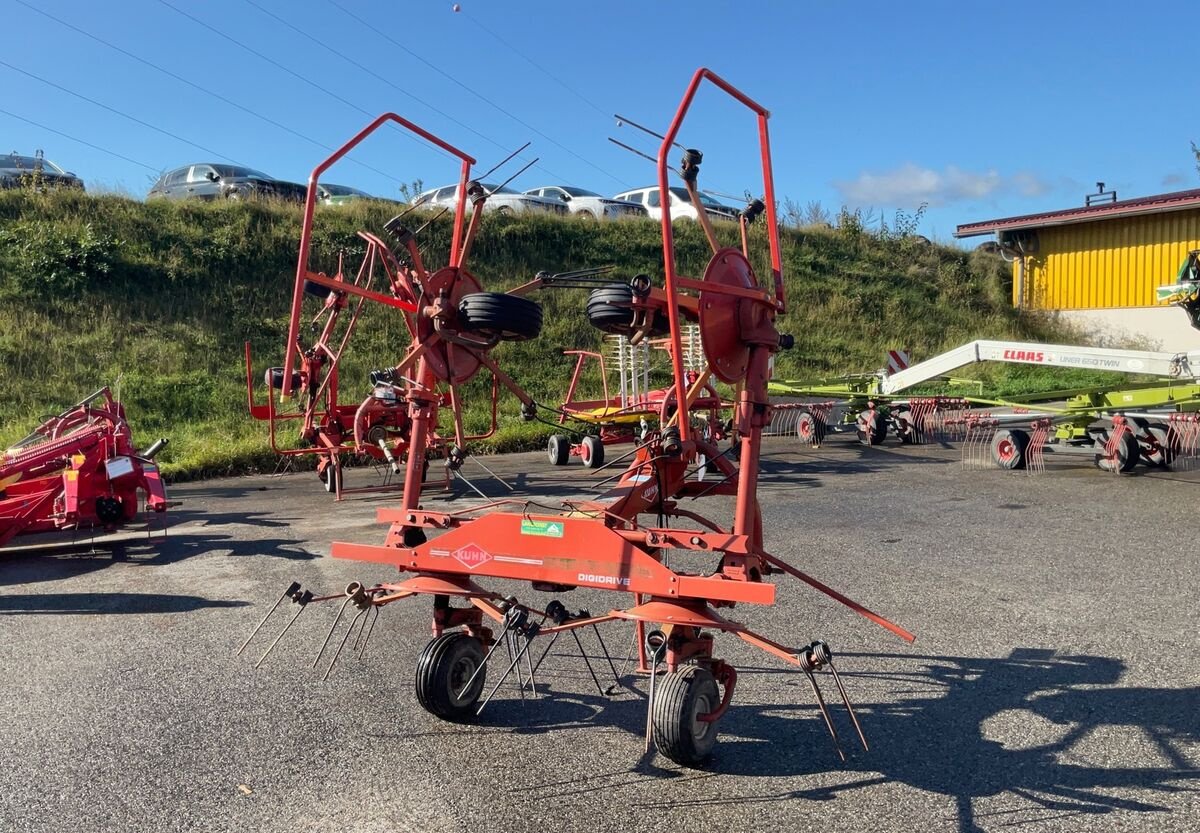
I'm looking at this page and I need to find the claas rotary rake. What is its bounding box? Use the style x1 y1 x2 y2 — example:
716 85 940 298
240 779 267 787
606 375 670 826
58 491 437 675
0 388 168 547
244 69 914 767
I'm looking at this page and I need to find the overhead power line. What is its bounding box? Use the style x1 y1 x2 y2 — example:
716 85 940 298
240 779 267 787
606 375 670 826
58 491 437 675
153 0 458 166
11 0 406 185
324 0 630 189
457 10 610 120
0 59 245 167
0 106 159 172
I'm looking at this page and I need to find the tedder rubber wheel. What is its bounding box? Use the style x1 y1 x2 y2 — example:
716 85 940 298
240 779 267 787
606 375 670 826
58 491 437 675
855 410 887 446
1143 423 1174 469
580 435 604 469
652 665 721 766
548 434 570 466
795 410 825 446
894 410 918 445
1096 430 1140 474
303 279 333 299
264 367 302 391
991 428 1029 470
320 463 340 494
585 283 668 336
458 292 543 341
415 632 487 720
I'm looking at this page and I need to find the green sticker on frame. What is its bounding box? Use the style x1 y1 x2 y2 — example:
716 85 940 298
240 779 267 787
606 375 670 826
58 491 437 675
520 519 564 538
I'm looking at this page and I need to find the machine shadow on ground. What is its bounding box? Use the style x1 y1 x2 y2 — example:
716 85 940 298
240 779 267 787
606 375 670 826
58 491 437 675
462 646 1198 833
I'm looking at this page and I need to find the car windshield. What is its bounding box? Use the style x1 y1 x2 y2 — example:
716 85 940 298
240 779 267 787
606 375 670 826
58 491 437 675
212 165 273 180
667 187 728 208
1 154 66 174
482 183 519 195
560 186 602 197
323 184 370 196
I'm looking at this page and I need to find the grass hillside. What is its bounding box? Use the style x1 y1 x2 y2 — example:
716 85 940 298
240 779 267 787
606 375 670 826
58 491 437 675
0 190 1088 480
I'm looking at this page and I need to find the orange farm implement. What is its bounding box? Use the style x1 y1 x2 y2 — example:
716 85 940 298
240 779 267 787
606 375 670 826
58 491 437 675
243 69 914 767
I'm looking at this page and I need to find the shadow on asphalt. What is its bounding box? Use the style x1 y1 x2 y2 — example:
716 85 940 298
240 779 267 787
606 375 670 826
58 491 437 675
460 647 1198 832
0 591 248 614
1 531 316 588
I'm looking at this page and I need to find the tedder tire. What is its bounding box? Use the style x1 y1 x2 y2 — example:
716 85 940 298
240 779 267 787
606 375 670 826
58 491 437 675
264 367 302 391
855 411 887 446
1143 424 1174 469
458 292 543 341
652 665 721 766
415 632 487 720
580 435 605 469
895 410 918 445
303 279 334 299
548 434 570 466
795 410 825 446
585 283 668 336
1096 430 1140 474
321 463 340 494
991 428 1029 470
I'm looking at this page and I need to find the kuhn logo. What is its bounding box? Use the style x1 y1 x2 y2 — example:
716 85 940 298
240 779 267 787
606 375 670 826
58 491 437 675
452 543 492 570
1003 349 1045 362
642 483 659 502
578 572 631 587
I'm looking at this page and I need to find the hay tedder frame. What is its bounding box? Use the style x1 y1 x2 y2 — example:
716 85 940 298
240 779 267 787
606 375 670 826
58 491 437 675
244 68 913 767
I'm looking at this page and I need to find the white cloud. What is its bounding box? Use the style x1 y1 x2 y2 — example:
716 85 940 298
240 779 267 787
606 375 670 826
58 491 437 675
833 163 1053 207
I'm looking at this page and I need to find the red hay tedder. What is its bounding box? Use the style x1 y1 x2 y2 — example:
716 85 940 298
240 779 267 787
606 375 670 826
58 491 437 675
0 388 168 547
244 68 913 767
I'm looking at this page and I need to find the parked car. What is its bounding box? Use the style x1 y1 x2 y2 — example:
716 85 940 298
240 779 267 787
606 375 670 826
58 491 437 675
412 182 567 216
319 183 374 205
522 185 646 220
147 163 306 202
0 152 84 191
612 186 737 223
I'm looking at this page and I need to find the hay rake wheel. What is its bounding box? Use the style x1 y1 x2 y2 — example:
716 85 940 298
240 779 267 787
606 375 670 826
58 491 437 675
245 70 914 769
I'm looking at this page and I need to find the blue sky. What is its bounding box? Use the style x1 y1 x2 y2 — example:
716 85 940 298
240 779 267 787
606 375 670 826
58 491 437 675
4 0 1197 242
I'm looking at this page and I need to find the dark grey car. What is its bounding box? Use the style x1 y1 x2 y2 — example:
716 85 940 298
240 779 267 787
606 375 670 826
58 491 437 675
0 152 84 191
147 163 306 202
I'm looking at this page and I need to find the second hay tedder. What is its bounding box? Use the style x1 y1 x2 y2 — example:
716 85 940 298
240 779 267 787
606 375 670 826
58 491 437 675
244 69 914 767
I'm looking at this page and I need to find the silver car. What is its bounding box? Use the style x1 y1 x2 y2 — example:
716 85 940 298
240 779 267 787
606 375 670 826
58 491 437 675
523 185 646 220
612 186 738 223
412 182 567 216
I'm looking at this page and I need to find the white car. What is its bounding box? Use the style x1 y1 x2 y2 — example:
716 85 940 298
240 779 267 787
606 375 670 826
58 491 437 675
522 185 647 220
612 186 738 223
412 182 567 216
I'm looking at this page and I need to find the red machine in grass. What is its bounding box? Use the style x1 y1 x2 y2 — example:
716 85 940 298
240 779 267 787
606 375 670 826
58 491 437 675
245 129 546 499
548 328 730 468
247 69 912 766
0 388 168 547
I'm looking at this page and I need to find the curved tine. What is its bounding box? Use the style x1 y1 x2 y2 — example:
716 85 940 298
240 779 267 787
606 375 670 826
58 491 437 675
322 606 368 682
804 669 845 762
312 596 355 669
826 658 868 751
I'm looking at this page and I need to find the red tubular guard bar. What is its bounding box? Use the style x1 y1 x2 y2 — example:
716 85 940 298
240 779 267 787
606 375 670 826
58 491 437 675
656 68 785 445
281 113 477 398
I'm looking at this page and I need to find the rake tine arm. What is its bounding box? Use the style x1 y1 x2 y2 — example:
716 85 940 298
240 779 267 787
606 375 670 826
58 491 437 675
803 668 845 762
238 582 299 656
757 552 916 643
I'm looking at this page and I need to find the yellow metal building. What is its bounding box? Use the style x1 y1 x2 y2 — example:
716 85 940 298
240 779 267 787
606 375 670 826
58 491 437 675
956 188 1200 311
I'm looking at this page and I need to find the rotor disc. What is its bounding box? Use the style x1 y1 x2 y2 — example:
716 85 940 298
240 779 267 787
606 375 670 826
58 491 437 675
698 248 754 384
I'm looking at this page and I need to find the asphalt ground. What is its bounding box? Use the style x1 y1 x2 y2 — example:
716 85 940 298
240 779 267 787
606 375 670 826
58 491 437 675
1 435 1198 833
